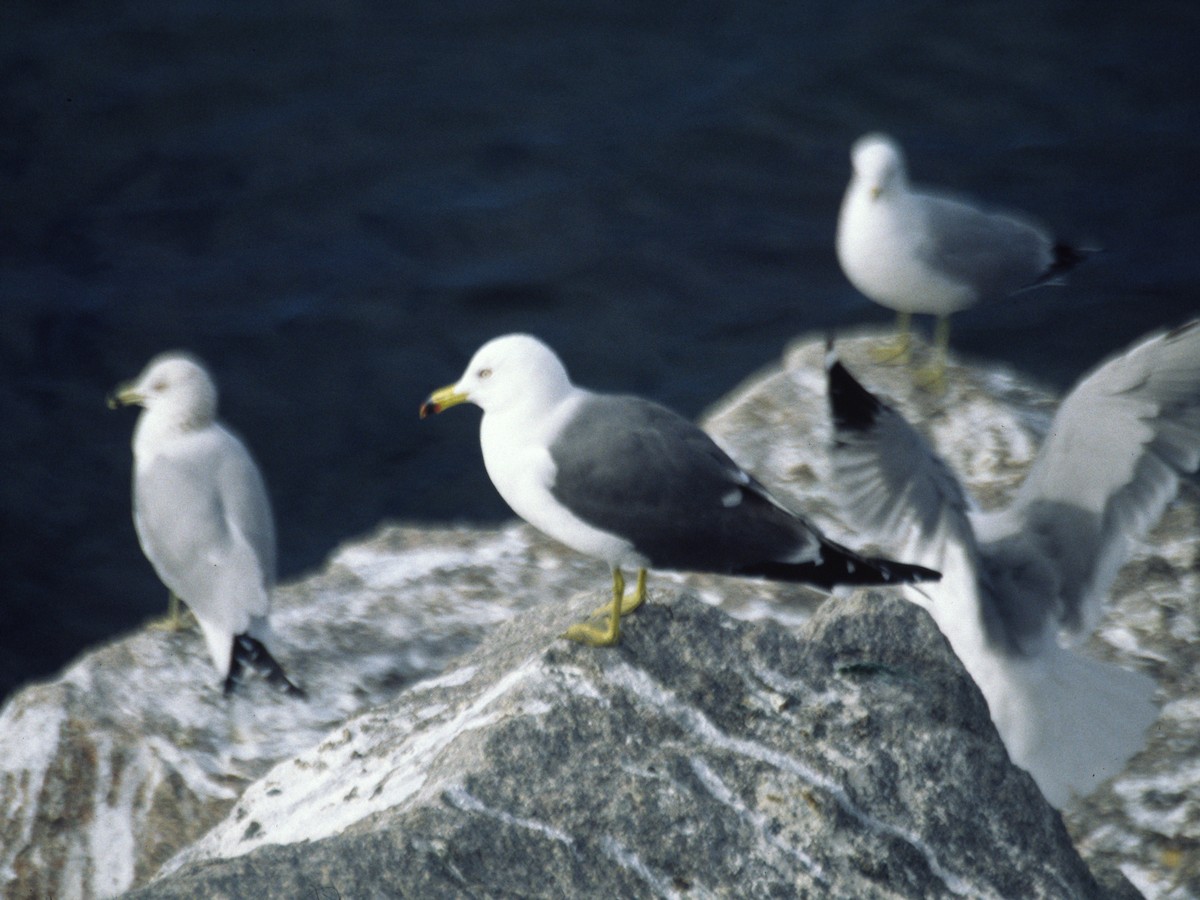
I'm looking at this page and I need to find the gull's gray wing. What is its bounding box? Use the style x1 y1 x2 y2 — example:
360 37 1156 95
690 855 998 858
826 354 1043 653
134 425 275 634
213 423 276 586
984 320 1200 640
547 394 822 573
910 189 1054 299
826 354 974 548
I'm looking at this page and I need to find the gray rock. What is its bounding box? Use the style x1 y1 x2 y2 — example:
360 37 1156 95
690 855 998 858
2 328 1190 898
127 591 1125 899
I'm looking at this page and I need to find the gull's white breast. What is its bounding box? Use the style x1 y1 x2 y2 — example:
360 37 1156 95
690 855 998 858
480 393 644 569
838 188 975 314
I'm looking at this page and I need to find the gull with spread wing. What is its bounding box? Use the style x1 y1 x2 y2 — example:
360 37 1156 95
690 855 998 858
826 321 1200 805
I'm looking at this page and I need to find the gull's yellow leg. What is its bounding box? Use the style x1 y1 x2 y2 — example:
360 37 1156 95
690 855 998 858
588 567 647 618
869 311 912 364
914 314 951 392
565 567 647 647
148 592 193 632
620 568 648 616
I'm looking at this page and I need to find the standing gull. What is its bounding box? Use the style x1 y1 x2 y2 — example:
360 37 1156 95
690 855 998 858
420 334 939 646
109 352 303 696
836 133 1088 387
826 321 1200 805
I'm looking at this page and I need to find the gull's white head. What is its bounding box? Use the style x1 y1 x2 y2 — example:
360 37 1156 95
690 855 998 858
850 133 907 198
420 333 573 418
109 351 218 429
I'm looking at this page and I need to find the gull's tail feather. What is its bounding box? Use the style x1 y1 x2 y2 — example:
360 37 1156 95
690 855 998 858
987 645 1156 807
737 536 941 591
224 634 306 698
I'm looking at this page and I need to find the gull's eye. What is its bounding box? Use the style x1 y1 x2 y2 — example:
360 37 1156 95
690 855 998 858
477 367 492 380
153 379 168 392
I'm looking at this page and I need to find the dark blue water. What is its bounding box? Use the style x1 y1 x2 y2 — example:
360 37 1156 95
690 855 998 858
2 0 1197 701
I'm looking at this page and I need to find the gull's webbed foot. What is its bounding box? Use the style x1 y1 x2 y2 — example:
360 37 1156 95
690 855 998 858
868 335 911 365
913 362 947 393
563 618 621 647
869 312 913 364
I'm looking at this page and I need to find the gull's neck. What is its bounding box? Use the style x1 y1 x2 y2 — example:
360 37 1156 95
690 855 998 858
481 383 586 450
133 404 215 459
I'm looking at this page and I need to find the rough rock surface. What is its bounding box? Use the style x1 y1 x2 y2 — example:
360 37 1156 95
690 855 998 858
0 329 1193 898
127 592 1126 899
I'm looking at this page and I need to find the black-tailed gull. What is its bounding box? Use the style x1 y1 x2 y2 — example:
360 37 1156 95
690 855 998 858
825 320 1200 805
419 333 940 646
109 352 303 696
836 133 1089 387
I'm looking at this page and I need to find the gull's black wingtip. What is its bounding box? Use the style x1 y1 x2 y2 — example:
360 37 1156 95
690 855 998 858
1050 242 1093 275
826 355 884 433
1165 318 1200 341
873 558 942 585
1033 241 1096 286
737 538 941 590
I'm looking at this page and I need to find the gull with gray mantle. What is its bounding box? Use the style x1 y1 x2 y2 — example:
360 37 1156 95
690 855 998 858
826 321 1200 805
420 333 940 646
836 133 1089 387
110 352 303 696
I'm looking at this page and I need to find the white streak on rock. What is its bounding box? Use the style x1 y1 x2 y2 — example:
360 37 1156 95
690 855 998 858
443 784 575 846
163 657 544 872
598 835 685 900
688 756 824 880
602 660 990 899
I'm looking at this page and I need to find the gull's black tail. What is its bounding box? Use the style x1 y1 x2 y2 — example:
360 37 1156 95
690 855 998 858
224 634 306 698
737 534 940 591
